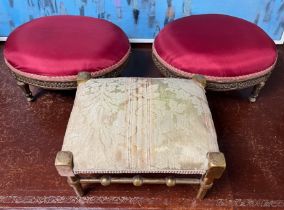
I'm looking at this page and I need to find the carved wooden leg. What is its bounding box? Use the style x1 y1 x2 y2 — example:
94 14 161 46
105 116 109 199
197 152 226 199
16 81 34 102
67 176 84 197
55 151 84 197
249 81 266 103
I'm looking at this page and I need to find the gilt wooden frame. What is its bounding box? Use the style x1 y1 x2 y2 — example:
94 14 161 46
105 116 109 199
6 58 128 101
55 150 225 199
152 53 274 102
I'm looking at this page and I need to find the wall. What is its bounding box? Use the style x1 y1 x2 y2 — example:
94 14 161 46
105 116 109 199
0 0 283 43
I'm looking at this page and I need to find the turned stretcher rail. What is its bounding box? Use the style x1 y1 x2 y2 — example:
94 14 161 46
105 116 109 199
55 150 226 199
79 176 201 186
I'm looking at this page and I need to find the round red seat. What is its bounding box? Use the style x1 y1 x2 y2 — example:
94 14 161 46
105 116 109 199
153 14 277 101
4 15 130 94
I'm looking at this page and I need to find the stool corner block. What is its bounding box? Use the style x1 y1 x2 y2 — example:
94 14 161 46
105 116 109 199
207 152 226 179
77 72 91 86
192 74 207 88
55 151 74 177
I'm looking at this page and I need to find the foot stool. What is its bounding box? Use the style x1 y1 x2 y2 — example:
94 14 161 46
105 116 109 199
55 73 226 199
4 15 130 101
153 14 278 102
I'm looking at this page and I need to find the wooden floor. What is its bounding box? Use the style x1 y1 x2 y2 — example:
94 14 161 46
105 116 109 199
0 42 283 210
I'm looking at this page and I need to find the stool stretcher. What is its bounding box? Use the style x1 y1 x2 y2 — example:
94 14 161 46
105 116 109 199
55 151 225 199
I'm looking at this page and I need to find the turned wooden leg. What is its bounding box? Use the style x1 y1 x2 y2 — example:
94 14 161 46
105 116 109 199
55 151 84 197
249 81 266 103
67 176 84 197
197 152 226 199
16 81 34 102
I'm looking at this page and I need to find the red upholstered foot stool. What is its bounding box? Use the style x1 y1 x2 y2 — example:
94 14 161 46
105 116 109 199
153 14 278 102
4 15 130 101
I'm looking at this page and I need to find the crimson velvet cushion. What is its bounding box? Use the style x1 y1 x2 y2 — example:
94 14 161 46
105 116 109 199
153 14 277 82
4 15 130 81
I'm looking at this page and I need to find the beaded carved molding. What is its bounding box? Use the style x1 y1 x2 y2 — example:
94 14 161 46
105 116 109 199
152 52 274 91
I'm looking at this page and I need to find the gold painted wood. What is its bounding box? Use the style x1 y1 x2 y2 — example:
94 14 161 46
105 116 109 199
55 151 84 197
67 176 84 197
100 175 111 186
55 151 74 177
133 175 143 186
153 53 272 102
7 57 128 101
77 72 91 86
80 176 201 185
55 151 227 199
192 75 207 88
196 152 226 199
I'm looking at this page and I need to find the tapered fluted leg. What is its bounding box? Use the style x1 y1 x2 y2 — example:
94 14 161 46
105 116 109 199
55 151 84 197
67 176 84 197
16 81 34 102
249 82 266 103
197 179 214 199
197 152 226 199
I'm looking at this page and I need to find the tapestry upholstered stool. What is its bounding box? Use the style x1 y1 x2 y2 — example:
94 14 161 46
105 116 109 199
153 14 278 102
55 73 226 199
4 15 130 101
